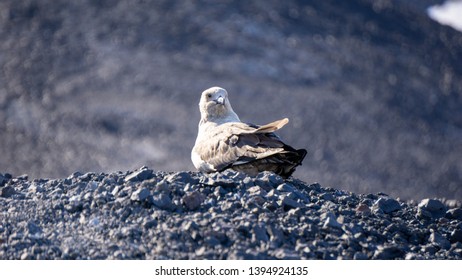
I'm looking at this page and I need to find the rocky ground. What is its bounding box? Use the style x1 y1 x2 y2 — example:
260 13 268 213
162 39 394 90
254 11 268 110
1 0 462 201
1 169 461 260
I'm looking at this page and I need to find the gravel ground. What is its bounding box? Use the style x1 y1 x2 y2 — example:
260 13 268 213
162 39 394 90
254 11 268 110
1 168 461 260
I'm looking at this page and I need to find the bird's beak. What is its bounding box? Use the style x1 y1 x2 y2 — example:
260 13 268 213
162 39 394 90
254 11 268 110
216 96 225 105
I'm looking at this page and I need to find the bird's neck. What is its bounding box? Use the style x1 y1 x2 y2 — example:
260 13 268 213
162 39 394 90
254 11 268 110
200 112 240 126
200 106 240 125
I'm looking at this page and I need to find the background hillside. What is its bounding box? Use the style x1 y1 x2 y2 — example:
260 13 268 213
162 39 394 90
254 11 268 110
1 0 461 200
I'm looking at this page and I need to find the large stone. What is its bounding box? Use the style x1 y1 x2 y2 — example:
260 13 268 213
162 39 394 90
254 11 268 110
373 197 401 214
418 199 447 219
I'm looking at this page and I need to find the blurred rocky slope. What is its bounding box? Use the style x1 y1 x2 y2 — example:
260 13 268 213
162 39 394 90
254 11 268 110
0 0 461 200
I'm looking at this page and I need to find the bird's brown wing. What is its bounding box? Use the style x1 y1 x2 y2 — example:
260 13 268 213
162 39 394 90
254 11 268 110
195 119 291 171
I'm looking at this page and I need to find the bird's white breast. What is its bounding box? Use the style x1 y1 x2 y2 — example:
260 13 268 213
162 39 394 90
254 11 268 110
191 148 216 172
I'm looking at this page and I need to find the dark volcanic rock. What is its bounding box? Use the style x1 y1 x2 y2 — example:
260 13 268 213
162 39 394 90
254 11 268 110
0 174 8 187
0 186 17 198
429 232 451 250
446 208 462 221
373 246 405 260
1 169 460 260
450 229 462 244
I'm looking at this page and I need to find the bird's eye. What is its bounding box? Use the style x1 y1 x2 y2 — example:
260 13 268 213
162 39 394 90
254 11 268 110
207 94 212 98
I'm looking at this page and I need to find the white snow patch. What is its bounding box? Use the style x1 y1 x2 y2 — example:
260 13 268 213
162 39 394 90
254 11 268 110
428 1 462 32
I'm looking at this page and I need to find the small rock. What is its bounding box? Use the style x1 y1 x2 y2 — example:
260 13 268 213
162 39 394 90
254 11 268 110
418 199 447 219
252 224 269 242
0 174 8 186
450 229 462 243
446 208 462 221
143 219 158 229
154 180 170 193
373 245 405 259
130 188 150 202
276 183 294 192
266 224 284 246
421 244 438 254
247 186 267 197
182 191 205 210
201 173 237 188
20 252 32 260
124 168 154 182
27 222 42 235
279 195 303 210
322 212 343 230
28 183 44 193
274 248 299 260
151 193 174 210
0 186 17 198
203 236 220 246
258 171 283 185
355 203 371 214
17 174 28 180
404 253 423 260
353 252 368 260
373 197 401 214
320 193 335 201
429 232 450 250
417 208 433 220
165 171 199 185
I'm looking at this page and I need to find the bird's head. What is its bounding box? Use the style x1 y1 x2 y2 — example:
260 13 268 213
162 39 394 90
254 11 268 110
199 87 239 123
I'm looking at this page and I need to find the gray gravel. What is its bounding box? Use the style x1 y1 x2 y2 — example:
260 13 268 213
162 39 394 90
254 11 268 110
1 168 461 260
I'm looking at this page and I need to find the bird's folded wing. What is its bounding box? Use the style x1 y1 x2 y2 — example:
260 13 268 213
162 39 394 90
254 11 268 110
217 118 288 135
196 120 288 171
